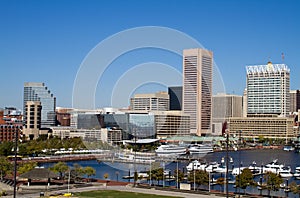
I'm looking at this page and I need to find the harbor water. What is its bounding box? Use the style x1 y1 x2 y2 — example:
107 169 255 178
42 149 300 197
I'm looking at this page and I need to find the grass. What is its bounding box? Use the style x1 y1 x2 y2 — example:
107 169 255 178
73 190 181 198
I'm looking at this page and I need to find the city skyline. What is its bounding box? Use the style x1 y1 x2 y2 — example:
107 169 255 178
1 0 300 109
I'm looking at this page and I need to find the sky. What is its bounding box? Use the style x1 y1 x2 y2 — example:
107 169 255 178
1 0 299 110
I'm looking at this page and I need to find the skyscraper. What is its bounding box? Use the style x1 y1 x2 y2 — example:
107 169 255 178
246 62 290 117
168 86 182 110
23 82 56 127
183 48 213 136
290 90 300 113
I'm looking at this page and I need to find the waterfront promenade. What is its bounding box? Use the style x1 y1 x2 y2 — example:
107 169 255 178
3 184 226 198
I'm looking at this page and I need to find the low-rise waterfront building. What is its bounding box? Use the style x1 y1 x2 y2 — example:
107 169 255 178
228 116 295 140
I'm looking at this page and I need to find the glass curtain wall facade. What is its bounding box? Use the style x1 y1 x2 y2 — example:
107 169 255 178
246 63 290 117
23 82 56 127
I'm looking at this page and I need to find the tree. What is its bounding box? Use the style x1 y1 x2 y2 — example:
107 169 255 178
258 135 265 143
84 166 96 182
18 161 38 174
103 173 109 180
0 142 13 156
70 163 85 182
103 173 109 188
50 162 69 180
290 181 300 196
216 177 225 192
0 157 12 180
264 172 283 195
174 169 184 186
148 168 164 186
235 168 254 194
187 170 209 190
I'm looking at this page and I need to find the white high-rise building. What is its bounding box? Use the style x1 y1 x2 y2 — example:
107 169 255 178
246 62 290 117
183 48 213 136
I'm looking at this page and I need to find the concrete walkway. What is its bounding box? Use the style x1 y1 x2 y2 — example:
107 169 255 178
3 184 226 198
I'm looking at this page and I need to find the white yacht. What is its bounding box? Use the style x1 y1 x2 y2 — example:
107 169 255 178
186 160 207 171
232 167 247 176
188 144 214 155
278 166 293 178
293 166 300 179
262 159 284 174
155 144 187 156
205 161 221 173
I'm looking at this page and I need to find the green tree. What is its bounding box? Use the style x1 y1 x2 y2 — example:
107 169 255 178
103 173 109 188
290 181 300 196
216 177 225 192
70 163 85 182
235 168 254 194
264 172 283 195
148 168 164 186
18 161 38 174
103 173 109 180
50 162 69 179
0 142 13 156
258 135 265 143
84 166 96 182
174 169 184 185
0 157 12 180
188 170 209 190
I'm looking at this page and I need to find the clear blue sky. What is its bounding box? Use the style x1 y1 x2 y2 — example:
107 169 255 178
1 0 299 109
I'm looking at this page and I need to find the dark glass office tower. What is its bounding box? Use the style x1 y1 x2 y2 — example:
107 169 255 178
168 86 182 110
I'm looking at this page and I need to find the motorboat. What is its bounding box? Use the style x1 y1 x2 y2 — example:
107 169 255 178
205 161 221 173
232 167 247 176
155 144 187 156
262 159 284 174
186 160 207 171
293 166 300 179
278 166 293 178
283 145 295 151
188 144 214 155
248 161 261 175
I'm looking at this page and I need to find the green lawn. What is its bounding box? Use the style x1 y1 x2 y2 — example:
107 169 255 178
73 190 181 198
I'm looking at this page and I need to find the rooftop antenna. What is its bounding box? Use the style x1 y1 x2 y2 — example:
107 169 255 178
281 52 285 63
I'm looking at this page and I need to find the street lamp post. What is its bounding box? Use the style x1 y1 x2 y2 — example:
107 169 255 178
225 131 229 198
13 127 19 198
238 130 242 197
176 159 179 189
133 128 137 187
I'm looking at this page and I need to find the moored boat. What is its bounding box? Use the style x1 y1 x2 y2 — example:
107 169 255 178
188 144 214 155
155 144 187 157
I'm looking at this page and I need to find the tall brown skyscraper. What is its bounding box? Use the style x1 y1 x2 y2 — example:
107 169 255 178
183 48 213 136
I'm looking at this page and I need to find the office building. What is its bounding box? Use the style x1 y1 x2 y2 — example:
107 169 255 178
246 62 290 117
130 92 169 111
212 93 243 135
290 90 300 113
243 89 247 117
212 93 243 119
154 111 190 139
183 48 213 136
23 82 56 127
23 101 42 139
228 116 295 140
168 86 182 110
0 125 22 142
